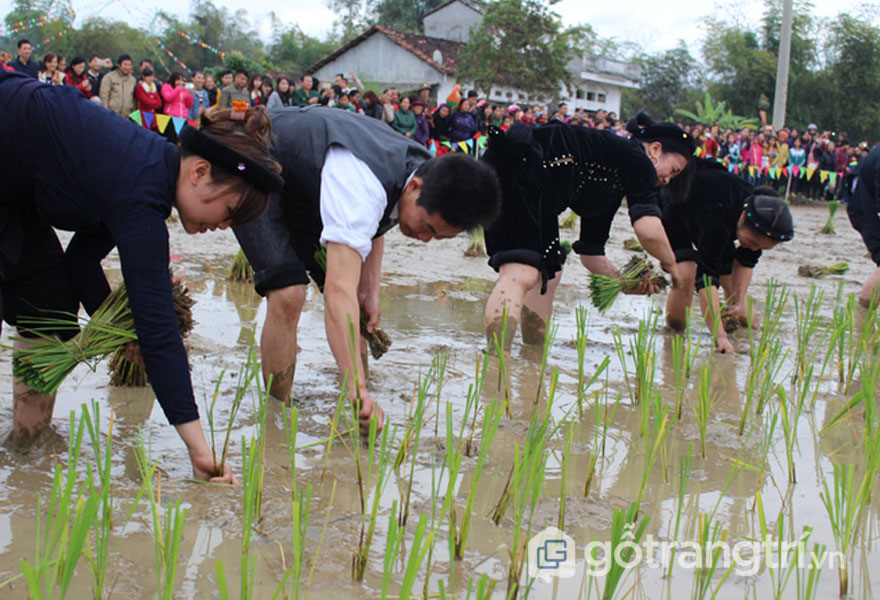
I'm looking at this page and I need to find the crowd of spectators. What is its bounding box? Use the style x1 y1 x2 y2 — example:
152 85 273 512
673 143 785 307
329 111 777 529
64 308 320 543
684 122 874 202
4 36 871 201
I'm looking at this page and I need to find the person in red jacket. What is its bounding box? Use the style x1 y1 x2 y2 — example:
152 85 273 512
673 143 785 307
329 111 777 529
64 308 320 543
161 71 193 118
135 68 162 127
64 56 92 98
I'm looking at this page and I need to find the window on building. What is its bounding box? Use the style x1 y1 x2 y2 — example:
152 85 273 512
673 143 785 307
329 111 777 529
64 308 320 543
576 88 585 99
587 92 595 101
597 93 606 103
506 91 512 98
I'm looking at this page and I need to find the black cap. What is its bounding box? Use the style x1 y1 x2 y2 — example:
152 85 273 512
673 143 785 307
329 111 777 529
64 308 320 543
743 194 794 241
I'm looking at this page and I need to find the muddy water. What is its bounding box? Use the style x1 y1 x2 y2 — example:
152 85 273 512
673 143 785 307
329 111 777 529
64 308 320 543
1 203 879 598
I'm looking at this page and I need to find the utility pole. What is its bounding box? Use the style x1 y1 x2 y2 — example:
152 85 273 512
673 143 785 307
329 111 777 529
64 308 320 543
772 0 793 129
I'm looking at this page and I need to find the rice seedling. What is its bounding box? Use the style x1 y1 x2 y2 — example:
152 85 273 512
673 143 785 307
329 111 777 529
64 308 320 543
559 209 578 229
636 394 669 505
665 445 694 579
778 379 809 484
588 255 667 312
352 417 397 581
283 404 312 600
464 574 498 600
534 317 558 404
574 306 589 415
490 370 561 525
206 344 260 478
694 363 721 459
689 514 735 600
740 282 790 435
821 199 840 234
228 248 254 282
600 502 650 600
133 430 187 600
491 307 512 412
454 398 503 559
463 352 490 458
18 409 99 600
558 421 574 530
820 463 861 597
108 277 195 386
431 349 449 436
831 292 879 391
397 514 436 600
12 284 137 395
504 413 550 600
394 371 431 527
797 262 850 278
614 313 660 440
622 237 644 252
464 226 488 257
81 400 115 599
583 392 621 498
794 538 827 600
380 499 403 598
793 285 827 382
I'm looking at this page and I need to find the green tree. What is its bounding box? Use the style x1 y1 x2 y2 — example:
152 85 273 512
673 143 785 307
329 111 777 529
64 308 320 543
622 41 702 120
369 0 445 33
457 0 576 101
324 0 369 42
268 24 336 74
825 13 880 141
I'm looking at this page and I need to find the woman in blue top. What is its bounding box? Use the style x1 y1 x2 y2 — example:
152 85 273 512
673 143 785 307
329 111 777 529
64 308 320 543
0 70 282 482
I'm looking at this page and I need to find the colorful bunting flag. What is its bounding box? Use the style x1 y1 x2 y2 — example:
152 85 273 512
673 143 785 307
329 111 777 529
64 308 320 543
187 119 198 128
792 165 800 178
142 111 155 129
156 114 171 134
805 168 815 181
828 172 837 187
128 110 143 126
172 117 187 135
819 170 829 184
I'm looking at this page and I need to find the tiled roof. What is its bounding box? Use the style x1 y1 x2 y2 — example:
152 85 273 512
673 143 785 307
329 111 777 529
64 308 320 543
306 25 462 75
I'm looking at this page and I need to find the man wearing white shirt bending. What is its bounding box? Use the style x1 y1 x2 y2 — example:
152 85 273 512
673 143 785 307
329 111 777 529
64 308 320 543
233 106 501 431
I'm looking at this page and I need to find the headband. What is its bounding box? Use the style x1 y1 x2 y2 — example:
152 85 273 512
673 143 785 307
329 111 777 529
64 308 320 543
179 125 283 194
743 194 794 241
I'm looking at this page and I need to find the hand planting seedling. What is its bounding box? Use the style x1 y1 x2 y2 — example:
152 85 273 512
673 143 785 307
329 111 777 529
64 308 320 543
588 254 667 312
798 262 849 278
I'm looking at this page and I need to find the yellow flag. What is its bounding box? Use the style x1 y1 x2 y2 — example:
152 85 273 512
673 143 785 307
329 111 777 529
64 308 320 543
156 114 171 134
457 141 469 153
805 168 815 181
819 170 828 184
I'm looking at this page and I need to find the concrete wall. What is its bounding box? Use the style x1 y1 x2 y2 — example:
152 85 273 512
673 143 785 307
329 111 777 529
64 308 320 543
423 1 481 42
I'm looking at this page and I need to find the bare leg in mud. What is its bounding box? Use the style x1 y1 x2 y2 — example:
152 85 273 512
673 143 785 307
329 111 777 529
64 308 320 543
859 267 880 308
520 269 562 345
12 338 57 448
665 262 697 330
485 263 541 351
261 285 306 403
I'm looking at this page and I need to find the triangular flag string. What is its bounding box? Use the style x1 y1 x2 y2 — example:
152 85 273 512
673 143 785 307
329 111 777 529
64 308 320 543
156 113 171 134
128 110 143 126
172 116 187 134
142 111 155 129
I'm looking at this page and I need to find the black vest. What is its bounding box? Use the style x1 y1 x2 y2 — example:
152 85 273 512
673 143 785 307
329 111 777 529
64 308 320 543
269 105 431 237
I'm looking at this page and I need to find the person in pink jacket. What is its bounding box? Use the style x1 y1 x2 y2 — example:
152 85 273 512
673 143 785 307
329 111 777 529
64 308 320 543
161 71 193 118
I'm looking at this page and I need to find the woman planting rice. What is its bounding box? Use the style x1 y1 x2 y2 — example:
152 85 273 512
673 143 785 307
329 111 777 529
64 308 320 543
0 70 282 482
662 159 794 353
481 112 695 349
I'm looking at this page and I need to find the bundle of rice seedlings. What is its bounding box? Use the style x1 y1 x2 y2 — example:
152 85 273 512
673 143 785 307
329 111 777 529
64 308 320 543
13 285 137 396
108 277 195 386
464 227 487 257
623 237 644 252
798 262 849 278
228 249 254 283
821 200 840 234
559 210 578 229
314 247 392 359
588 255 668 312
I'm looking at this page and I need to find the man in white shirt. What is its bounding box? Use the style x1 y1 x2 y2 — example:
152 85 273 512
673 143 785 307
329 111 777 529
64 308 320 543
234 106 501 431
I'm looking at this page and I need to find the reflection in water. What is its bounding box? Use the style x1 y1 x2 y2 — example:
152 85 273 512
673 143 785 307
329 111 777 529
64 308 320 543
0 206 877 598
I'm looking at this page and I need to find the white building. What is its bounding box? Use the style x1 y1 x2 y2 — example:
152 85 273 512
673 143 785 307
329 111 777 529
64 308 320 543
307 0 640 115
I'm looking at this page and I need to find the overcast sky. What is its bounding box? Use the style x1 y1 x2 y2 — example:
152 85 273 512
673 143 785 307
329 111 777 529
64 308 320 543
72 0 845 56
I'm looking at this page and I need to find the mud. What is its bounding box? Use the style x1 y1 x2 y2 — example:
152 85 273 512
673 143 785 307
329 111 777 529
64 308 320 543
0 203 878 598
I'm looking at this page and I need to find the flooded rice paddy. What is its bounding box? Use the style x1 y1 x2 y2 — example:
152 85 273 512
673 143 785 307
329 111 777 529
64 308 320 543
1 202 880 599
